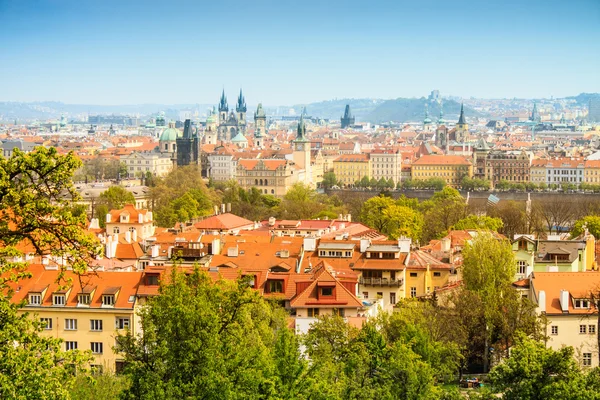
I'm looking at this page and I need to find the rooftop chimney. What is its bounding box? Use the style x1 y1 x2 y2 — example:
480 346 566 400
538 290 546 313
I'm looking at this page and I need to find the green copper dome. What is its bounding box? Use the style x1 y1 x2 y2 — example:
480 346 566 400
159 122 181 142
206 113 217 124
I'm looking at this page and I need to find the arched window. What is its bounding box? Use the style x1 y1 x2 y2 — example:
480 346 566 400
255 179 258 186
172 143 176 152
164 143 168 151
271 189 274 194
260 179 263 186
264 179 268 185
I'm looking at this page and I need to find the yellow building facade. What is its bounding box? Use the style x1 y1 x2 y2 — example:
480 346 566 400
411 155 473 187
13 265 142 372
333 154 371 187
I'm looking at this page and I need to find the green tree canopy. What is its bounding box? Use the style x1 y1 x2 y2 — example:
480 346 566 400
451 215 504 232
571 215 600 239
96 185 136 227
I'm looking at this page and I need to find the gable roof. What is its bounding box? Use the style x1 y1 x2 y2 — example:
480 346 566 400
194 213 254 231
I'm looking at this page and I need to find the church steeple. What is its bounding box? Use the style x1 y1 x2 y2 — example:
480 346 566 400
423 104 432 125
295 114 308 142
218 89 228 113
341 104 355 128
236 88 246 113
457 103 466 125
530 102 540 122
438 100 446 124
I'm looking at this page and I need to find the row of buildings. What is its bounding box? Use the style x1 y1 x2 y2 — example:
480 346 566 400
7 201 600 370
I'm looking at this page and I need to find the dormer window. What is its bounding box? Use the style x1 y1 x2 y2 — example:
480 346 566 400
120 214 130 223
145 274 159 286
53 294 65 306
102 295 115 306
518 240 527 251
321 287 333 296
267 280 283 293
78 294 90 305
574 299 591 309
28 293 42 305
113 227 120 234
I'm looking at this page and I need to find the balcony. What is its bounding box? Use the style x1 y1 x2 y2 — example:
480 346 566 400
359 277 404 287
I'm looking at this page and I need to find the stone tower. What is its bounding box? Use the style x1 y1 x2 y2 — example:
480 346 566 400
218 89 228 126
254 103 267 149
293 115 312 186
455 103 469 142
176 119 200 167
340 104 355 129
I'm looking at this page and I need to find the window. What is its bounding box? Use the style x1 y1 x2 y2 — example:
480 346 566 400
40 317 52 330
580 325 587 334
333 308 345 317
145 274 159 286
53 294 65 306
90 365 104 375
65 319 77 330
28 293 42 305
362 292 369 299
321 287 333 296
116 317 130 330
307 308 319 317
433 272 441 277
102 295 115 306
78 294 90 305
410 287 417 298
589 325 596 334
65 341 78 351
91 342 103 354
583 353 592 367
90 320 103 331
268 280 284 293
113 227 120 234
409 272 417 278
115 361 126 374
518 240 527 250
390 292 396 305
517 261 527 275
575 299 591 309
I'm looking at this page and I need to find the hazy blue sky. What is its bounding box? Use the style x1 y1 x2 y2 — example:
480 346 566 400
0 0 598 105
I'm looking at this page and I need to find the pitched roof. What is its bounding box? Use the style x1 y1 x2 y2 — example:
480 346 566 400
9 264 141 309
108 204 148 224
531 272 600 315
193 213 254 231
412 155 472 166
290 262 363 308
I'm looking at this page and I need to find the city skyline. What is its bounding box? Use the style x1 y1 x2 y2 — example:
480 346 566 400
1 0 599 105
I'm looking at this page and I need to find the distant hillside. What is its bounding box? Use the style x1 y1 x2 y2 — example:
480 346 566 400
289 99 384 121
566 93 600 105
366 98 484 124
290 98 484 124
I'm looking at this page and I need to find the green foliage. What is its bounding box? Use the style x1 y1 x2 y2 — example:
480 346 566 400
571 215 600 239
489 334 600 400
451 215 504 232
69 373 130 400
359 195 423 241
420 187 467 243
461 176 490 191
96 186 136 227
151 166 216 227
116 268 290 399
322 171 339 189
0 147 99 398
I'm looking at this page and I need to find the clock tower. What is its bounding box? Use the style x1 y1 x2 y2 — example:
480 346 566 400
292 115 312 186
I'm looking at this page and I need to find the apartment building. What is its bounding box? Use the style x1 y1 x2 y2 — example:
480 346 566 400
12 264 141 372
333 153 371 186
530 158 585 186
236 159 298 197
120 151 173 178
411 155 473 187
370 149 402 186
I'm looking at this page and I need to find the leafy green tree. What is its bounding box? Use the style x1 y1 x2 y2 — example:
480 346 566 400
278 183 324 219
69 373 130 400
489 335 595 400
420 187 467 243
495 180 510 191
571 215 600 239
461 232 539 372
361 195 423 240
359 175 370 188
451 215 504 232
322 171 339 189
0 147 99 398
116 268 290 399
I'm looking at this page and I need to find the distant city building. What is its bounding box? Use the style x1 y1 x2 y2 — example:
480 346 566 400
530 102 541 123
428 90 440 102
1 139 37 158
340 104 355 129
217 89 247 141
88 115 139 126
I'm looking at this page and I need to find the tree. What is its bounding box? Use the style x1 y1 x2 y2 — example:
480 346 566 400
420 187 467 243
489 335 595 400
571 216 600 239
96 186 136 227
451 215 504 232
278 183 324 219
0 147 99 398
116 268 290 399
461 232 540 372
322 171 339 189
